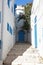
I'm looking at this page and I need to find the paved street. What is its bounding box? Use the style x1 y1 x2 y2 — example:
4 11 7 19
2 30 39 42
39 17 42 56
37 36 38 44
3 43 43 65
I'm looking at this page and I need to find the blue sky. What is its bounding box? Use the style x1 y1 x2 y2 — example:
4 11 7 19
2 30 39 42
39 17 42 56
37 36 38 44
15 0 33 5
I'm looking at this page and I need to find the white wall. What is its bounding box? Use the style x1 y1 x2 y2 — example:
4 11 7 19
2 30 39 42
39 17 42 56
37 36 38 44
31 0 43 58
16 5 25 15
31 0 40 48
2 0 15 60
0 0 2 61
31 0 40 14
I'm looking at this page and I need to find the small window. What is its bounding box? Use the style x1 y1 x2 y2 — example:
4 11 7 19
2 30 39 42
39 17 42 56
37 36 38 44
7 23 13 35
7 23 9 31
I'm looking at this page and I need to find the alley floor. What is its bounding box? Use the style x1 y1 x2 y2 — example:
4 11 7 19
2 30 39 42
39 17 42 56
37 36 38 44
3 43 43 65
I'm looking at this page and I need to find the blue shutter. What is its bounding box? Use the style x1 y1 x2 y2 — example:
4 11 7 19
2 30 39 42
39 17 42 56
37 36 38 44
10 26 12 35
7 23 13 35
34 16 37 48
8 0 11 8
7 23 9 31
14 4 17 15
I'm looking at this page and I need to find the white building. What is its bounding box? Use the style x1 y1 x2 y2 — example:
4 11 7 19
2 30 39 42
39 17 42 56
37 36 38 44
15 5 26 43
31 0 43 58
0 0 15 64
15 5 31 43
16 5 25 15
15 5 25 28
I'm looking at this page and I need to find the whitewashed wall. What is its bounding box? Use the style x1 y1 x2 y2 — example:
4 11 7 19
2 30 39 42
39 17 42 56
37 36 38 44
37 0 43 57
31 14 35 47
31 0 43 58
0 0 2 64
31 0 40 48
2 0 15 60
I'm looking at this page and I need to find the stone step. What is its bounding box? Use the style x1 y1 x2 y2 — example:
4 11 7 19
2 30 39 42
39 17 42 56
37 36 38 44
12 55 40 65
3 44 43 65
20 63 43 65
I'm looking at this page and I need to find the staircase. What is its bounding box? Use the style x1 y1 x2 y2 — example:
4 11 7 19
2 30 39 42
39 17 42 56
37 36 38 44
12 46 43 65
3 43 31 65
3 43 43 65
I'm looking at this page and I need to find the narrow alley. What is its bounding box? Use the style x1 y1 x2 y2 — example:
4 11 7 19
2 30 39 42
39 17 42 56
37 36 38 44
0 0 43 65
3 43 43 65
3 43 31 65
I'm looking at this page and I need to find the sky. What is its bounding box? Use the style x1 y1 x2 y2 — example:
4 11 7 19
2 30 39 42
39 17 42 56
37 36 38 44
15 0 33 5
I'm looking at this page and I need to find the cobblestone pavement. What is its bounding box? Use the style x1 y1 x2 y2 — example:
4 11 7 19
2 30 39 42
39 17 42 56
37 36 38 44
3 43 43 65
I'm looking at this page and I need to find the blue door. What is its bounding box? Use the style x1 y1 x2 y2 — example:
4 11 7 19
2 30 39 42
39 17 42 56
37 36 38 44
18 30 25 42
34 16 37 48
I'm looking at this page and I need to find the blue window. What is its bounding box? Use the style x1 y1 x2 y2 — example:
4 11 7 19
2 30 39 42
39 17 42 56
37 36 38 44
0 12 1 23
7 23 13 35
7 23 9 31
8 0 11 8
10 26 12 35
14 4 17 15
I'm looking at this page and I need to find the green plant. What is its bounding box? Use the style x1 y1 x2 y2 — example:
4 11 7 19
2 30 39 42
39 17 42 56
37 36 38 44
22 20 30 31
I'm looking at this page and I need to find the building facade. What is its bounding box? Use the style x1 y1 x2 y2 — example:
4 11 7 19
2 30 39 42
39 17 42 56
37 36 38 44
15 5 26 43
16 5 25 15
31 0 43 57
0 0 15 64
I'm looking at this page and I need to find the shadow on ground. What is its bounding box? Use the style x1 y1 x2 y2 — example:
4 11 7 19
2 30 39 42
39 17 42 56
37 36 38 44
3 43 31 65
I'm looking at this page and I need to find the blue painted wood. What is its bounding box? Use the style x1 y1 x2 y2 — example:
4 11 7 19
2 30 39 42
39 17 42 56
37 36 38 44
18 30 25 42
34 16 37 48
8 0 11 8
34 24 37 48
7 23 9 31
14 4 17 15
10 26 12 35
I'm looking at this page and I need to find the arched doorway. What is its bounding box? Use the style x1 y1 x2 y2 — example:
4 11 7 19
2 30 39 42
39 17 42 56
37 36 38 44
18 30 25 42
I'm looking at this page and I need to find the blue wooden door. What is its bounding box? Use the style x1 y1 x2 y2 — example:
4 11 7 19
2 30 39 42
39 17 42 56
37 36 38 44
34 16 37 48
18 30 25 42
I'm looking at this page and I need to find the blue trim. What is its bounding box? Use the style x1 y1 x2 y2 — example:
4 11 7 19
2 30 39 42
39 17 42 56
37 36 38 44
8 0 11 8
10 26 12 35
7 23 9 31
14 4 17 15
35 16 37 23
0 40 2 49
7 23 13 35
34 16 37 48
34 24 37 48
